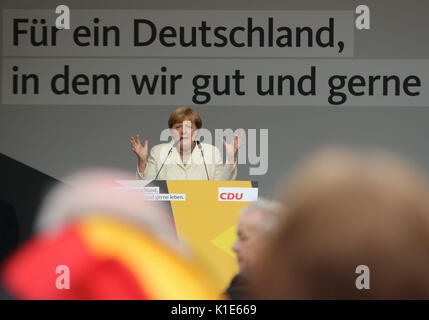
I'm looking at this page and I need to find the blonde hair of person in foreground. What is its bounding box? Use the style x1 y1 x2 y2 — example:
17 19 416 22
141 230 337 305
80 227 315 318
250 147 429 299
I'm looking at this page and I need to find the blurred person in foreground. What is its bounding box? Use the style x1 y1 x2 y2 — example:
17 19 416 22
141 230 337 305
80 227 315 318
0 170 222 299
226 199 282 300
250 147 429 299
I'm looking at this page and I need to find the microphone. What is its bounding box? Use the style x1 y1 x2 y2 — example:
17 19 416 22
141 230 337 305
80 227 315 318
196 140 210 180
172 138 181 148
154 138 181 180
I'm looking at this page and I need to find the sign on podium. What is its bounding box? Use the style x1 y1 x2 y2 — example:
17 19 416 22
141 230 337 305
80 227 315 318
114 179 258 291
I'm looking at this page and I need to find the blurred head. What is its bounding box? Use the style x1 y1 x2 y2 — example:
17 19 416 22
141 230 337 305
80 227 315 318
35 169 178 247
168 106 202 150
251 147 429 299
232 199 282 273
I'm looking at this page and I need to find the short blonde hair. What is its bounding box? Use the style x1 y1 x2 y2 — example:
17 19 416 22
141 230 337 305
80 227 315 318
168 106 202 129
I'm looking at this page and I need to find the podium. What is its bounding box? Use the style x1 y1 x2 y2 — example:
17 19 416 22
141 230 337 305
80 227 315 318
115 180 258 291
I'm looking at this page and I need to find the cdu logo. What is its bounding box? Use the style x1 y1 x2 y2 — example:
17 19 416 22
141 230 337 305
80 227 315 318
218 187 258 202
219 192 244 200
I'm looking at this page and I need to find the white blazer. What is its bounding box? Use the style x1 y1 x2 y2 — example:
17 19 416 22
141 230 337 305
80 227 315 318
136 142 237 180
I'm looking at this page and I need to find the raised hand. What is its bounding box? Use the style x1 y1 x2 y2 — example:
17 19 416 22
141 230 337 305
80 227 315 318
223 130 245 164
130 134 149 162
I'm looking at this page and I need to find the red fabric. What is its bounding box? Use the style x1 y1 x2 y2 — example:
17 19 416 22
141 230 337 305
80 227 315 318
1 225 149 299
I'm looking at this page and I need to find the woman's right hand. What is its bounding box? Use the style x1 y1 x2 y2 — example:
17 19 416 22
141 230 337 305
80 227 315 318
130 134 149 162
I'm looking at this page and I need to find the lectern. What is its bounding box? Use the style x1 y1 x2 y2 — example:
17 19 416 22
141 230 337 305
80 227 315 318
114 180 258 291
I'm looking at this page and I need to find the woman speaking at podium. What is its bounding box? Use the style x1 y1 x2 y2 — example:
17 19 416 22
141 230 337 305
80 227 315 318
130 106 240 180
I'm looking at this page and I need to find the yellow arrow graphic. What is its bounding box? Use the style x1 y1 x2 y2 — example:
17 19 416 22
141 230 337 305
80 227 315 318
210 225 238 258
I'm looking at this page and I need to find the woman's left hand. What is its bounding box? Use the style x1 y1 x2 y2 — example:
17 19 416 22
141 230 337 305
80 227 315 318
223 130 245 164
